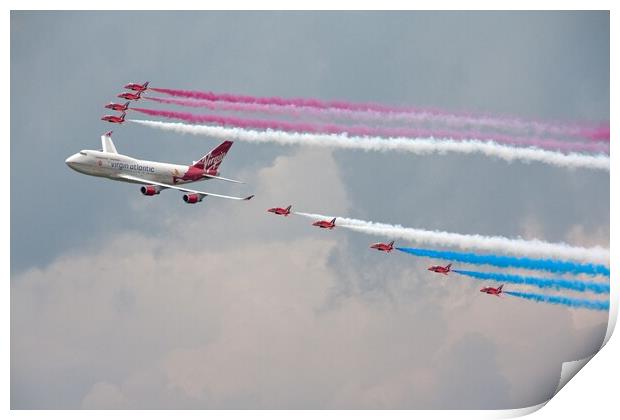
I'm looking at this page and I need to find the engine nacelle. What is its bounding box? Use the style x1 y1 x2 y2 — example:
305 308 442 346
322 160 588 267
141 185 161 196
183 193 203 204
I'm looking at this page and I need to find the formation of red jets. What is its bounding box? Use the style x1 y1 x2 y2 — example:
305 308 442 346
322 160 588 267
101 81 149 124
267 205 505 298
100 82 507 299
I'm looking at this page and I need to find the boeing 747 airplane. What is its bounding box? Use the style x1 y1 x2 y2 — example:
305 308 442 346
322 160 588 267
65 132 254 204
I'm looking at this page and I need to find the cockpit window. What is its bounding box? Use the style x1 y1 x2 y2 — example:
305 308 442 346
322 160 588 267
79 151 87 156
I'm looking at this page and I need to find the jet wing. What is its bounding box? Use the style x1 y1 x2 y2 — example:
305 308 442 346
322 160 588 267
117 174 254 201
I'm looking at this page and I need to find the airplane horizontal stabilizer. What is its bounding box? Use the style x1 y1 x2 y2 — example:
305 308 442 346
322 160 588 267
202 174 244 184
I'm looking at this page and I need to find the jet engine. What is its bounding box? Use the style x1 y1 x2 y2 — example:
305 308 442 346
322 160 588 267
140 185 161 196
183 193 203 204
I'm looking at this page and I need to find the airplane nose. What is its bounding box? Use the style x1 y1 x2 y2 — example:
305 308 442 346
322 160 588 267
65 153 80 168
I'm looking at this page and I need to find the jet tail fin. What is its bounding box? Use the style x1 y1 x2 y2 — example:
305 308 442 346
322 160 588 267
446 263 452 270
124 101 130 109
331 218 336 225
193 140 233 171
389 241 395 247
498 284 503 292
101 131 118 154
286 205 292 212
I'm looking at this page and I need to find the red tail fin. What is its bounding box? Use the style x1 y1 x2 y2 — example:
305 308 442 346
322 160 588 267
498 285 503 292
446 263 452 270
193 141 233 172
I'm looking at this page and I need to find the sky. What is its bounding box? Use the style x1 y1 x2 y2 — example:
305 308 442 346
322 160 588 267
10 11 609 409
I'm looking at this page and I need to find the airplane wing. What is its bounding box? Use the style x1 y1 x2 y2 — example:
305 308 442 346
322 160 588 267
117 174 254 201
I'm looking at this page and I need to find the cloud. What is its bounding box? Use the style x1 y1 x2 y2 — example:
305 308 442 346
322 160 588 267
81 382 128 409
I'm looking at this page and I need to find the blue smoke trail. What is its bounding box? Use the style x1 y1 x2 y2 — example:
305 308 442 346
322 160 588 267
396 247 609 277
505 291 609 311
453 269 609 294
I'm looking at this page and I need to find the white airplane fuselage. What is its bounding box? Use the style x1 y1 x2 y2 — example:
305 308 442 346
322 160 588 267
65 149 198 186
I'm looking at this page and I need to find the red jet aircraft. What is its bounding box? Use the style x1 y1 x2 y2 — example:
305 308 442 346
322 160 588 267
101 112 126 124
428 263 452 275
480 284 504 296
370 241 395 253
312 217 336 230
105 101 130 112
124 81 149 92
117 91 142 101
268 205 292 216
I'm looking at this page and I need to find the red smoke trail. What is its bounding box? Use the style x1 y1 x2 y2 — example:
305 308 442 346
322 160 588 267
131 107 609 154
145 96 310 118
149 88 609 142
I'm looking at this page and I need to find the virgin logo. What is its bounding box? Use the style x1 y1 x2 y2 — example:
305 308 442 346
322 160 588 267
204 154 224 169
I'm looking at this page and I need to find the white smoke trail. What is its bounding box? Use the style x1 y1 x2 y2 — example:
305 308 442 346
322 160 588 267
130 120 610 171
295 212 610 265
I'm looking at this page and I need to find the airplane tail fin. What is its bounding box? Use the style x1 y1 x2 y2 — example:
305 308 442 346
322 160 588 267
389 241 395 247
331 218 336 225
446 263 452 270
498 284 503 292
120 112 126 120
193 140 233 172
143 81 149 89
286 205 292 212
124 101 130 109
101 131 118 154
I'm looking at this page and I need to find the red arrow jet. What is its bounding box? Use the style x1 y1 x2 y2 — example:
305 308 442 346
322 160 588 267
101 112 126 124
124 81 149 92
480 284 504 296
428 263 452 275
105 101 130 112
117 91 142 101
370 241 395 253
312 217 336 230
268 205 292 216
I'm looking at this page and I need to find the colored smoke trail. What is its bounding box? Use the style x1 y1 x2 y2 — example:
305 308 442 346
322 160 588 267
453 269 609 295
149 87 609 141
145 96 311 117
132 107 608 154
130 119 610 172
505 291 609 311
291 212 609 264
396 247 610 277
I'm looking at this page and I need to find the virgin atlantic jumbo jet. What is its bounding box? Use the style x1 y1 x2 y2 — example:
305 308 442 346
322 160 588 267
65 132 254 204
